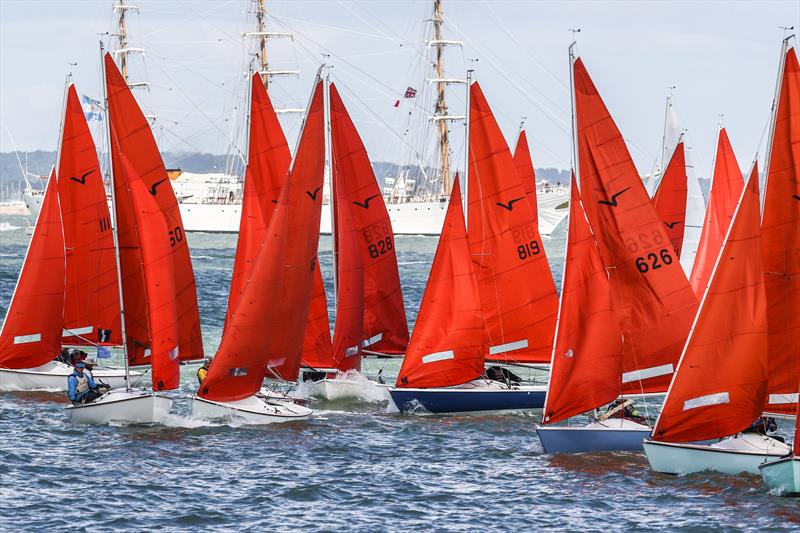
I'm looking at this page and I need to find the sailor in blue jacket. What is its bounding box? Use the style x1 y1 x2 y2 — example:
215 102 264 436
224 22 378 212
67 361 103 405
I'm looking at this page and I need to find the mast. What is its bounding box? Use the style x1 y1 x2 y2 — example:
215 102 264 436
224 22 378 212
100 42 132 390
568 41 580 186
324 69 338 310
256 0 268 88
659 94 673 174
463 69 472 229
433 0 451 195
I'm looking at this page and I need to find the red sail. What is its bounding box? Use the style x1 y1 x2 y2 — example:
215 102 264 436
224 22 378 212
689 128 744 297
328 83 408 355
58 84 121 347
653 168 767 443
396 179 485 388
573 57 698 394
300 266 334 369
513 129 538 224
104 52 203 363
763 47 800 417
226 73 292 324
543 176 623 424
651 142 687 258
0 172 65 369
122 156 180 390
199 81 326 401
467 82 558 364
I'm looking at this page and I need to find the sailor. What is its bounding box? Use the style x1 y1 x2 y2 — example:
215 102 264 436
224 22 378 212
197 358 211 384
55 348 71 365
67 361 103 405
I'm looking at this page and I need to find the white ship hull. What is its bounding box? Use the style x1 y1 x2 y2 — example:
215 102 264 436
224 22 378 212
25 186 569 237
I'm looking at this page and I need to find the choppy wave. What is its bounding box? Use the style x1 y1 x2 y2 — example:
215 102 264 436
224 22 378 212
0 222 21 232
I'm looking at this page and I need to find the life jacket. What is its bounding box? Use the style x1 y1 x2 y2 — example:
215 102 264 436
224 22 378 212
75 373 89 395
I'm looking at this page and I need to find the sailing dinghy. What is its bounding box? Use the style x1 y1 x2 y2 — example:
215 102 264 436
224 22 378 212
0 84 138 391
643 165 791 475
190 78 326 424
758 40 800 495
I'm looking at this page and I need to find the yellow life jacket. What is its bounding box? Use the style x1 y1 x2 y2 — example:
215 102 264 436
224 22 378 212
197 366 208 384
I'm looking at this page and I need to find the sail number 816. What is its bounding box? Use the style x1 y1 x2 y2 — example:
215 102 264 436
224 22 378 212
636 248 673 273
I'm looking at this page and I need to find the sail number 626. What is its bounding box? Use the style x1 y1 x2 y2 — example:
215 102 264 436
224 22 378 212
636 248 673 273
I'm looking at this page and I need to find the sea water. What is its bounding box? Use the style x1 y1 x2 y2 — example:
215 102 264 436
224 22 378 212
1 214 798 530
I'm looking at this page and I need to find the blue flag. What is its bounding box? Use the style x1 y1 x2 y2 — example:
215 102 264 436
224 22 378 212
97 345 112 359
81 95 103 122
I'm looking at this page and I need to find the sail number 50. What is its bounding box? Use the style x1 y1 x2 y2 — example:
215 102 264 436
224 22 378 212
636 248 673 273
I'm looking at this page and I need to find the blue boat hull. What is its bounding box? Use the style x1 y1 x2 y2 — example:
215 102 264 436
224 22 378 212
389 387 545 414
536 425 651 453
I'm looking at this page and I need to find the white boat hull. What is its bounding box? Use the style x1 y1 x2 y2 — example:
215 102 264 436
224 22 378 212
65 389 172 425
537 418 652 453
759 456 800 495
643 434 791 475
191 393 312 424
0 360 144 391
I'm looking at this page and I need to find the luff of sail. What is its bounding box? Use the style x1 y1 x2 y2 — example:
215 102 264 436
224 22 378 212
651 142 688 258
467 82 558 364
688 128 744 298
104 52 204 363
543 175 623 424
763 46 800 416
58 84 121 347
573 57 698 394
0 171 65 369
396 179 485 388
122 155 180 390
652 167 767 443
199 80 326 401
328 83 409 355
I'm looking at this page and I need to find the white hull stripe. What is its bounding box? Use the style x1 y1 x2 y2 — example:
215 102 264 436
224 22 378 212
345 345 360 357
683 392 729 411
63 326 94 337
621 364 674 384
13 333 41 344
362 333 383 347
422 350 455 364
769 393 799 405
489 339 529 355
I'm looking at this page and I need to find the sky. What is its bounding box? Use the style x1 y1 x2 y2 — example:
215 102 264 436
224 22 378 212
1 0 799 179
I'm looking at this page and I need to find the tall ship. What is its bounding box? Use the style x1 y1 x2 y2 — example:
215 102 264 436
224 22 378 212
23 0 569 236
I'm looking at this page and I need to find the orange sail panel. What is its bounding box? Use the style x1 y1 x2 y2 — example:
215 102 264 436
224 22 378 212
688 128 744 297
653 168 767 443
467 82 558 364
396 179 485 388
328 83 408 355
199 81 326 401
763 47 800 416
104 52 203 363
0 173 65 369
573 57 698 394
122 157 180 390
58 84 121 347
543 176 623 424
513 129 538 224
651 142 687 258
226 73 292 324
300 265 334 369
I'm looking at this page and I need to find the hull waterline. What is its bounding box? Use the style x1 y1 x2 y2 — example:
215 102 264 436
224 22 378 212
536 419 652 453
389 381 546 414
191 393 312 424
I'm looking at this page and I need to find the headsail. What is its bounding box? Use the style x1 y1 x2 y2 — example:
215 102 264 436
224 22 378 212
762 46 800 416
513 129 538 223
58 84 121 347
395 179 485 388
468 82 558 364
104 52 204 363
199 80 326 401
651 141 687 258
573 57 698 394
122 156 180 390
0 172 65 369
688 127 744 297
328 83 409 355
542 176 623 424
653 167 766 443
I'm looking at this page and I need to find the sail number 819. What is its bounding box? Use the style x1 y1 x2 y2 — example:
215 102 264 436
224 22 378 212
517 240 541 260
636 248 673 273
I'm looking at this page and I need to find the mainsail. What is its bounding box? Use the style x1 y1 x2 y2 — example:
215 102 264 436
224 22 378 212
688 127 744 297
104 52 203 363
651 141 687 258
573 57 698 394
395 179 485 388
513 129 538 223
0 172 65 369
542 176 623 424
199 80 326 401
467 82 558 364
653 167 766 443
